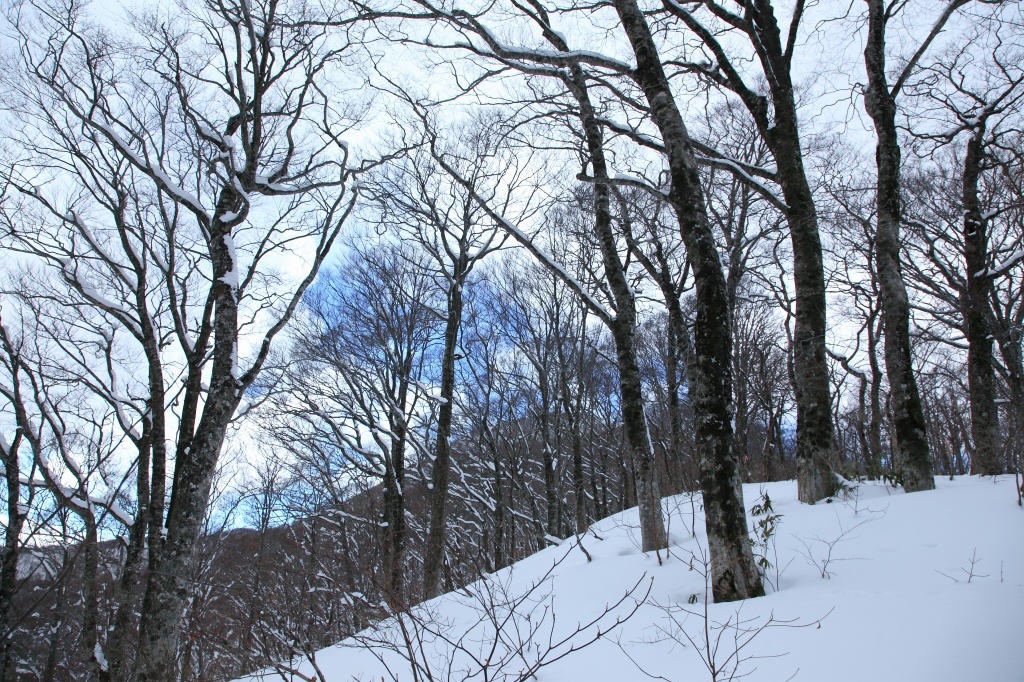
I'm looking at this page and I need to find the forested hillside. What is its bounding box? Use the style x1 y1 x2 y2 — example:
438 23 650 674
238 477 1024 682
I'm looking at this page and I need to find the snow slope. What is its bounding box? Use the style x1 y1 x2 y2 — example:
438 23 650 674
240 476 1024 681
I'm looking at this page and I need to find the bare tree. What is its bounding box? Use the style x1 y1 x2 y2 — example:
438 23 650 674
661 0 837 503
1 0 369 674
0 302 142 679
822 178 889 479
364 129 507 598
902 13 1024 476
269 237 439 605
860 0 981 491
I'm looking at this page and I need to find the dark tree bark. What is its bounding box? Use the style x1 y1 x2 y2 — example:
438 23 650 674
563 46 668 556
663 0 837 503
866 310 886 477
382 439 408 603
81 520 106 681
0 328 28 682
137 217 246 677
663 314 688 493
423 253 468 599
557 307 590 534
539 377 559 537
0 431 22 681
105 440 150 681
862 0 945 492
41 551 69 682
383 319 419 605
962 125 1003 475
611 0 762 599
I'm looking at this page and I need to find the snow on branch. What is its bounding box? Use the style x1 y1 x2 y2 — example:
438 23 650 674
476 209 613 325
979 249 1024 280
596 116 787 212
89 119 212 225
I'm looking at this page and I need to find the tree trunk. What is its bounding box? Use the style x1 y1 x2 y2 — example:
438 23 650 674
0 437 23 682
562 56 668 554
962 127 1003 475
382 465 406 605
0 334 29 682
559 336 588 534
611 0 762 599
41 560 68 682
996 329 1023 476
863 0 935 492
81 520 107 681
609 315 669 553
422 261 467 599
663 317 685 495
867 310 885 477
137 217 243 681
106 429 153 682
666 0 837 504
105 505 148 681
539 384 559 537
491 435 506 569
771 113 837 503
382 367 411 606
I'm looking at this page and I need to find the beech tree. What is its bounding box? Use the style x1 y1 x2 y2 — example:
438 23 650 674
1 0 1020 675
364 131 508 599
901 12 1023 476
370 0 764 599
660 0 837 503
1 0 369 674
860 0 979 491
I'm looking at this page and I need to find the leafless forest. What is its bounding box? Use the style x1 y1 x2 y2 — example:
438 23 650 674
0 0 1021 679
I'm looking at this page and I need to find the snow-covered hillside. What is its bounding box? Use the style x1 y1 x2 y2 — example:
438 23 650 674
240 476 1023 682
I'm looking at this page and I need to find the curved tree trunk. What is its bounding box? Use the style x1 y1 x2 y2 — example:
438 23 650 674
863 0 935 492
564 62 668 555
764 48 836 504
609 0 762 600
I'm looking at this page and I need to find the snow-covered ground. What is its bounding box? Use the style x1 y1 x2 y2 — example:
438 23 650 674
241 476 1023 681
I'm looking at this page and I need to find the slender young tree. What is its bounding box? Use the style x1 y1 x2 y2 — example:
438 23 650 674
823 178 888 479
365 134 506 598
